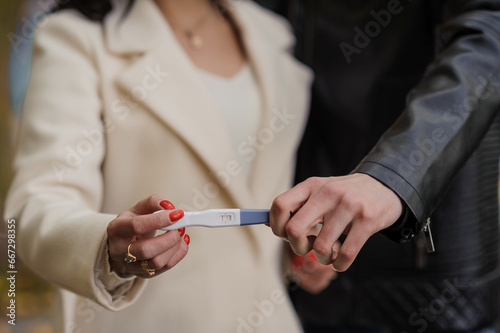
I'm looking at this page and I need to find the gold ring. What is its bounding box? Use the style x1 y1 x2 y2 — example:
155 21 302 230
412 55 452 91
124 243 137 263
141 260 155 276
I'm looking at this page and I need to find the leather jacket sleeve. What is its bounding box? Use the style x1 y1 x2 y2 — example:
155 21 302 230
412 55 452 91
354 1 500 242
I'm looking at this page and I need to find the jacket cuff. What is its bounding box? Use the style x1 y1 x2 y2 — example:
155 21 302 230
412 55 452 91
353 161 425 243
93 234 147 310
379 205 416 243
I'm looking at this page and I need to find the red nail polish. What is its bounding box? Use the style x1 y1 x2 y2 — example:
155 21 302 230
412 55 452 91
291 254 304 269
306 250 318 262
160 200 175 210
169 210 184 222
178 228 185 237
184 234 190 245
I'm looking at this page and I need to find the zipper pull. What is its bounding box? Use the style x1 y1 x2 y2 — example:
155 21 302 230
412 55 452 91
423 218 435 253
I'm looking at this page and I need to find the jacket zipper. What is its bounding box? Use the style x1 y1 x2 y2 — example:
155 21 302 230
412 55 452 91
423 217 435 253
415 218 435 269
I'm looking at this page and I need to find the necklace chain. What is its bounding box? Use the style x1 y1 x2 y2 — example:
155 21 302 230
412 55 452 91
182 6 218 50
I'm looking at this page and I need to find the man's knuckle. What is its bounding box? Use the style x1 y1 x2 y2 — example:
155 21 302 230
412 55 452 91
361 218 378 236
293 246 309 257
360 205 382 224
307 176 321 187
340 194 360 212
271 196 287 212
318 182 342 202
313 240 331 256
339 245 357 261
285 223 302 239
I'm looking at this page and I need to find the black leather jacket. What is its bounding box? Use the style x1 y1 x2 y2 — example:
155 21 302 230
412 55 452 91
257 0 500 331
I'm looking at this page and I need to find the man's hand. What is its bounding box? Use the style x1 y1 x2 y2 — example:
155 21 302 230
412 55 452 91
270 173 403 272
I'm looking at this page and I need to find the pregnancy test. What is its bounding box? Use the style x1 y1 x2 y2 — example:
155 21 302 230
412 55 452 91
157 209 270 231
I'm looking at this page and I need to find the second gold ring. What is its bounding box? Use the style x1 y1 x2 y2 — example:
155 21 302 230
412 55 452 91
141 260 155 276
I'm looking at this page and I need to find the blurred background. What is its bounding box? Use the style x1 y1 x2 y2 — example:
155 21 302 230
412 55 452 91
1 1 54 333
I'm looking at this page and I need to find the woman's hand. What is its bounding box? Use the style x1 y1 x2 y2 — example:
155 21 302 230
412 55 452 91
289 249 337 294
107 194 190 278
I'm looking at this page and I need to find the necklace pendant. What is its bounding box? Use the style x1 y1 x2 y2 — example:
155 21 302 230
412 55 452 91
186 31 203 50
190 35 203 50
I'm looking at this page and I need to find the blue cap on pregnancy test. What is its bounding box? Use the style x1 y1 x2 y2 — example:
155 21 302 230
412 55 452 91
240 209 269 225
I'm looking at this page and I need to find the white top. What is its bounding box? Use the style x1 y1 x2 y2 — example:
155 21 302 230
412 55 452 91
197 64 262 180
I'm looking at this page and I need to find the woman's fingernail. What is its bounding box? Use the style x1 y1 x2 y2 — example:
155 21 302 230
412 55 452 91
178 228 185 237
184 234 190 245
160 200 175 210
169 210 184 222
291 254 304 268
306 250 318 262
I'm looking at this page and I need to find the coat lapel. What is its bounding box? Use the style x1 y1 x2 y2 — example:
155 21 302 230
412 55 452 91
230 3 312 208
104 0 311 211
105 0 254 208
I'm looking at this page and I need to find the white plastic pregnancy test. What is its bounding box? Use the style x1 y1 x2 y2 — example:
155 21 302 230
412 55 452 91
156 209 270 231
